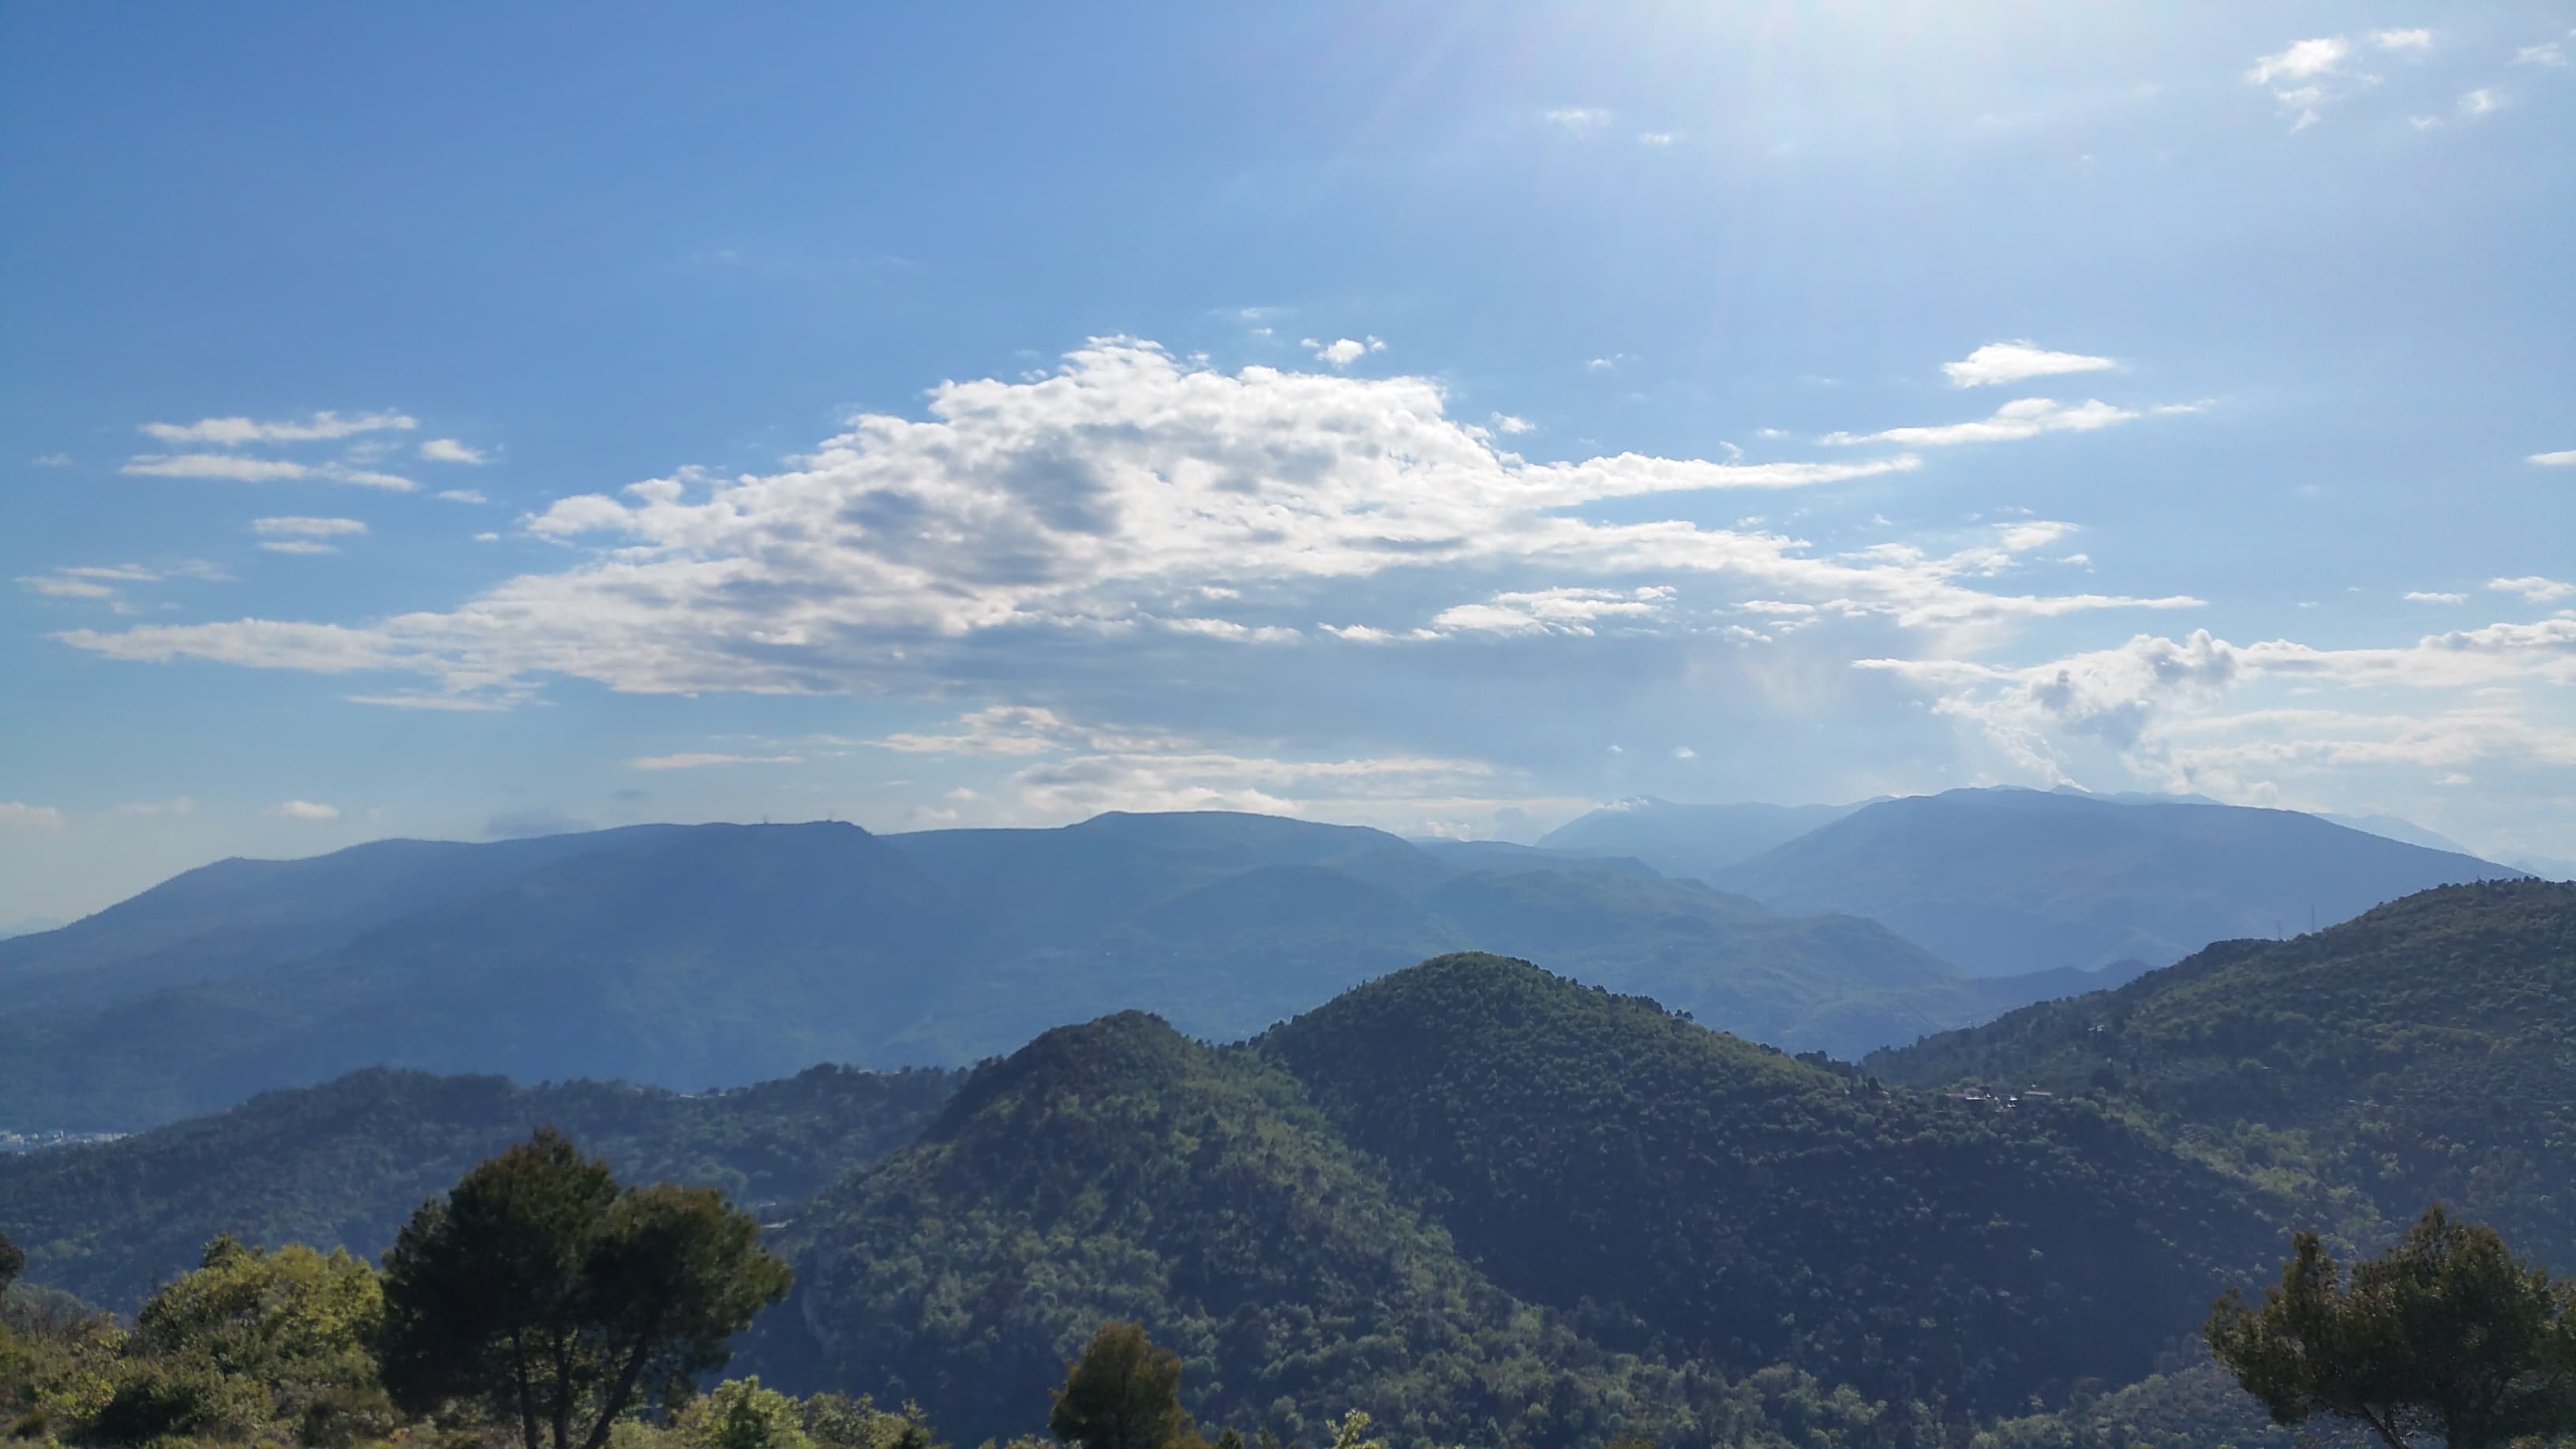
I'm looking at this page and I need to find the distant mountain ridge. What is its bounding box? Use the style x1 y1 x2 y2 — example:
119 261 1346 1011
1708 787 2520 975
0 812 2072 1128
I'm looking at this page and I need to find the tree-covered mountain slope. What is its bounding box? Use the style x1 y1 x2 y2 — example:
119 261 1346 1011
1712 787 2522 975
0 1062 960 1312
1870 879 2576 1270
1256 954 2282 1417
2 813 2082 1129
762 1010 1911 1449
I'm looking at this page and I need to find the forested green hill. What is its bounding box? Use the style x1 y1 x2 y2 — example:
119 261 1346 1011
1258 955 2281 1414
1870 879 2576 1269
0 1062 959 1311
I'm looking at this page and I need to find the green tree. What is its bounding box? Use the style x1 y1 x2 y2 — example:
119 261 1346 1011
1048 1322 1195 1449
2207 1204 2576 1448
94 1234 393 1447
681 1376 814 1449
378 1126 792 1449
0 1231 21 1298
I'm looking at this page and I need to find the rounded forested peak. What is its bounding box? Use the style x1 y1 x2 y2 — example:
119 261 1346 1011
931 1009 1206 1129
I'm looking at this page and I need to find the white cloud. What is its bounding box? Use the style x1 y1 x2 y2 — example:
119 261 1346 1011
120 454 416 490
1303 336 1385 367
346 692 517 711
1430 586 1678 638
1541 107 1612 134
0 803 66 829
1488 413 1535 435
2404 591 2468 604
474 531 500 542
2515 41 2566 66
437 489 490 504
267 799 340 821
31 452 72 467
114 796 196 816
19 575 118 600
253 516 367 537
2248 36 2351 85
124 454 315 481
630 752 803 770
1941 341 2118 388
2371 28 2433 52
56 340 2215 706
2459 88 2504 115
1671 745 1696 759
1586 357 1619 373
2529 449 2576 466
1635 131 1679 147
419 437 489 464
259 541 342 556
1863 619 2576 790
1822 397 2140 447
140 410 417 447
2491 575 2575 603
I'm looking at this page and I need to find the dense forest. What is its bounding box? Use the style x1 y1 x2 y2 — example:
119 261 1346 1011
6 878 2572 1447
1873 879 2576 1271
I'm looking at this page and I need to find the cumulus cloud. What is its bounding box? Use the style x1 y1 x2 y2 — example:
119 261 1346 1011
1863 619 2576 788
55 341 2202 710
1489 413 1536 434
268 799 340 821
2371 28 2433 52
1821 397 2140 447
141 410 417 447
630 752 803 769
2248 36 2350 85
1941 342 2117 388
1303 336 1385 367
0 803 66 829
2459 88 2505 115
419 438 489 464
2515 41 2566 67
2491 576 2575 603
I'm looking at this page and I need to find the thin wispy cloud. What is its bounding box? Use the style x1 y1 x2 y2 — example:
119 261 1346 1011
1941 342 2117 388
0 803 66 829
1539 107 1612 135
2530 449 2576 466
631 752 803 770
141 410 416 446
267 799 341 821
1821 398 2140 447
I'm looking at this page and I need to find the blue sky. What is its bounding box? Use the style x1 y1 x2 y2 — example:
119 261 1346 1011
4 2 2572 923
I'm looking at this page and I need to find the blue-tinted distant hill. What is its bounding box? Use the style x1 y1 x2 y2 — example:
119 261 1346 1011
1533 796 1867 879
1710 787 2524 975
0 812 2067 1128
